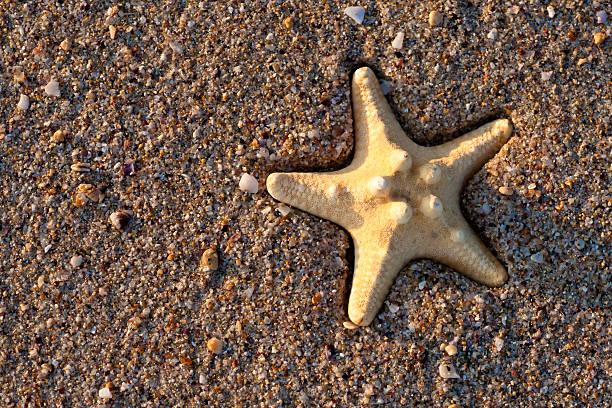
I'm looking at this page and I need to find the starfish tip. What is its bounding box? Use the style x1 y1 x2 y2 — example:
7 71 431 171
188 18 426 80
494 118 513 141
266 173 285 198
353 66 374 85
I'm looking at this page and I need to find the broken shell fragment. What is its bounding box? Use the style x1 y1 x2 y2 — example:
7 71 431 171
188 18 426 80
109 210 132 232
71 162 91 172
200 248 219 271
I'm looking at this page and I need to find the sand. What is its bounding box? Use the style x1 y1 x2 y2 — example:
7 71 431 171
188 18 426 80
0 1 610 407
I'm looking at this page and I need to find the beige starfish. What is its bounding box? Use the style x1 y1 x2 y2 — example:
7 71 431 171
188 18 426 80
267 67 513 326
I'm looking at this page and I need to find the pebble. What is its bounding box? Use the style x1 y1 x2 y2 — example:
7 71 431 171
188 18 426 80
70 255 83 268
391 31 404 49
283 16 294 30
344 6 365 25
439 363 461 379
277 203 291 217
498 186 512 196
541 71 552 81
44 79 60 97
200 248 218 271
445 344 458 356
109 210 132 232
98 386 112 399
494 337 505 352
239 173 258 194
109 25 117 39
52 129 66 142
428 10 443 27
13 67 25 83
388 303 399 313
17 94 29 110
547 6 555 18
487 28 498 40
596 11 608 24
593 32 606 45
60 38 71 51
530 252 544 263
207 337 224 354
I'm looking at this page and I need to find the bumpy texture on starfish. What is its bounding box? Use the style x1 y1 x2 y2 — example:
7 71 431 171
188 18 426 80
267 67 513 326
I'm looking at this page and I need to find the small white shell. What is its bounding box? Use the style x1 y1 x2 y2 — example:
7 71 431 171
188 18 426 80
239 173 258 194
344 6 365 24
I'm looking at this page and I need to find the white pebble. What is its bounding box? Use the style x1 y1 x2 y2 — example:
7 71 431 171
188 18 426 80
120 382 129 392
388 303 399 313
530 252 544 263
547 6 555 18
596 11 607 24
17 94 30 110
239 173 258 193
44 79 60 97
487 28 498 40
418 281 427 290
70 255 83 268
541 71 552 81
199 374 206 384
344 6 365 24
391 31 404 49
98 387 112 399
494 337 505 352
445 344 458 356
277 203 291 217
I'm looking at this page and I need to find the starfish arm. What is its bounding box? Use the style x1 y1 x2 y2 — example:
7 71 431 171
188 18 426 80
347 231 413 326
436 119 513 191
351 67 420 167
427 215 508 287
266 172 360 228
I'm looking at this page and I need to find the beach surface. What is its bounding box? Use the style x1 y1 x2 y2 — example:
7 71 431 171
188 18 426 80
0 1 610 406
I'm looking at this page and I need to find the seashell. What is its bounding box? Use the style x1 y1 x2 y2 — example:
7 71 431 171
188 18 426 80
200 248 218 271
392 31 404 49
109 210 132 232
206 337 223 354
71 162 91 172
44 79 61 97
239 173 258 194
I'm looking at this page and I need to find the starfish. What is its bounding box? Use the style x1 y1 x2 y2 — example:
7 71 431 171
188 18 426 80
266 67 513 326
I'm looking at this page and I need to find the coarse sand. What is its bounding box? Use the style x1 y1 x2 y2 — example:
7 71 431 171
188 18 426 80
0 1 610 407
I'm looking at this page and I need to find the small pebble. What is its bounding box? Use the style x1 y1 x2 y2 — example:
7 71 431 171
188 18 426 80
277 203 291 217
388 303 399 313
17 94 30 110
13 67 26 83
541 71 552 81
530 252 544 263
44 79 60 97
596 11 608 24
239 173 258 194
70 255 83 268
344 6 365 24
52 129 66 142
109 25 117 39
429 10 443 27
445 344 458 356
593 32 606 45
439 363 461 379
60 38 71 51
71 162 91 172
547 6 555 18
487 28 498 40
200 248 218 271
99 386 112 399
391 31 404 49
283 16 294 30
498 186 512 196
207 337 224 354
494 337 505 352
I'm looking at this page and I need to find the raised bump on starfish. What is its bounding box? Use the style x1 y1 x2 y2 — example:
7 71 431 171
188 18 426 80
266 66 514 326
